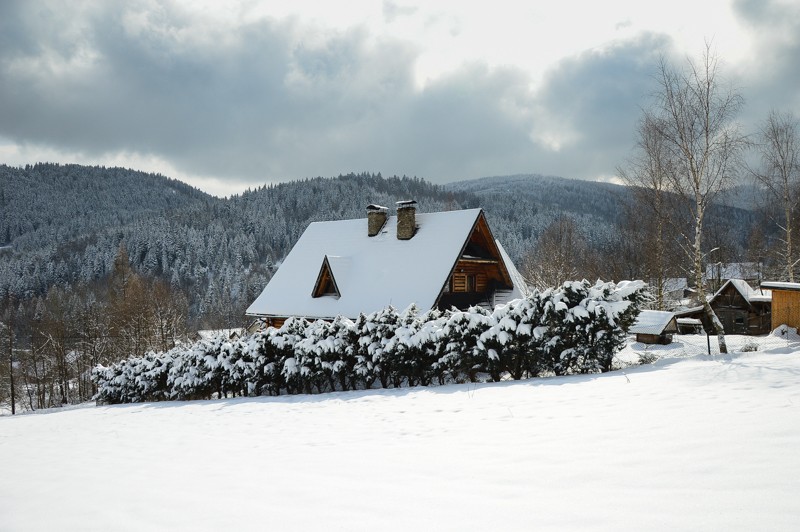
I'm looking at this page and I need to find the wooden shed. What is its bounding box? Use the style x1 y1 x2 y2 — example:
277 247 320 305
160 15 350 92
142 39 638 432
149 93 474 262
761 282 800 331
711 279 772 335
629 310 678 344
673 279 772 336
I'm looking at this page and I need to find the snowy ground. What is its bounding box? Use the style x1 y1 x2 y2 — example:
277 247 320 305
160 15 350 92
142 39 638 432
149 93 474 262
2 340 800 530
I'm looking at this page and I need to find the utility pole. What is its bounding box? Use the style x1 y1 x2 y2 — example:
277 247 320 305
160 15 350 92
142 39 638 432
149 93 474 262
6 295 15 415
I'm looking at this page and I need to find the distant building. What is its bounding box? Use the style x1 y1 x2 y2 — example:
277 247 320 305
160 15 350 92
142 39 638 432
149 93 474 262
246 203 529 329
194 328 244 342
658 277 696 308
703 262 762 293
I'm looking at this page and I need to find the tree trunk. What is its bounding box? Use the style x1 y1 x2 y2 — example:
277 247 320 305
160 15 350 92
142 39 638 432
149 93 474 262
693 211 728 354
702 299 727 354
7 306 15 415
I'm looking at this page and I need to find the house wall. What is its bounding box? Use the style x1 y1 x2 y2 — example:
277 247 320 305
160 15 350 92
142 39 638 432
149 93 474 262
450 260 494 293
772 290 800 330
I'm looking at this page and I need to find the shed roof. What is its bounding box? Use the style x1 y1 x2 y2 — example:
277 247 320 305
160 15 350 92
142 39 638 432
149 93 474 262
761 281 800 292
629 310 678 335
246 208 526 320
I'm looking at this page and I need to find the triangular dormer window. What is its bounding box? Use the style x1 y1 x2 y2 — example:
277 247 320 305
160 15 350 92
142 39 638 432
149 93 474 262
312 256 341 298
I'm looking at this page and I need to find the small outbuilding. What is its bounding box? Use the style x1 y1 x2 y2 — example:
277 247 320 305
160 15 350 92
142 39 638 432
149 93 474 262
629 310 678 344
711 279 772 335
761 281 800 331
675 279 772 335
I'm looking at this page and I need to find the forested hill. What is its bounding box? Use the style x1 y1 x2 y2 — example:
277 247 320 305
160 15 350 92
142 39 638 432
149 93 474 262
0 167 475 327
0 163 210 251
446 174 630 259
0 165 759 328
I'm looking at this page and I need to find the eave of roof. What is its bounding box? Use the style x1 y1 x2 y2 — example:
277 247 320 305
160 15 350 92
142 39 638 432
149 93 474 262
761 281 800 292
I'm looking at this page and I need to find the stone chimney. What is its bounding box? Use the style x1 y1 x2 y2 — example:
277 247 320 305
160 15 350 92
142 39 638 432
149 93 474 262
366 204 388 237
396 200 417 240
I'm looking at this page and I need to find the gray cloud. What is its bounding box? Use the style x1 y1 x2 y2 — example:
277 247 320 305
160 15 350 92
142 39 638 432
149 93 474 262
529 34 673 179
732 0 800 125
1 1 796 189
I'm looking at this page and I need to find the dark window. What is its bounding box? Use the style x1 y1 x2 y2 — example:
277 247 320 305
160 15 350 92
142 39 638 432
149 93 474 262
321 278 336 295
467 274 476 292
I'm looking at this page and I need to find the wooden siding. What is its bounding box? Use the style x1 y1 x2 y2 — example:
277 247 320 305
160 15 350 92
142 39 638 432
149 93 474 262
772 289 800 330
450 260 498 293
636 333 673 345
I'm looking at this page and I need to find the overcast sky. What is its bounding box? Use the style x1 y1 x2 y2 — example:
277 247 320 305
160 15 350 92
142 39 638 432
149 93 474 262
1 0 798 197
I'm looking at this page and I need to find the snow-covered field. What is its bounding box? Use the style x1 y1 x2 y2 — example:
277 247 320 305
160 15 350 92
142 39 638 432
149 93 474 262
2 338 800 531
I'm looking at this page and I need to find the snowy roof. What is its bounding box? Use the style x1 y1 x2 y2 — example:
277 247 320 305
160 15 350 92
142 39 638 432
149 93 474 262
704 262 761 282
761 281 800 292
676 317 702 325
496 240 530 299
712 278 772 305
246 208 526 320
674 305 703 318
629 310 677 335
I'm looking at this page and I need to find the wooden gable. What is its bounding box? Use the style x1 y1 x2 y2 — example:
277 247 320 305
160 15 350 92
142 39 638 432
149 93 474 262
435 211 515 308
712 281 751 310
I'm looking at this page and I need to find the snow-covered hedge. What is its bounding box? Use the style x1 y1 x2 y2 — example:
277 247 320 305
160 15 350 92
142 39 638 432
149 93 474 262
92 280 645 404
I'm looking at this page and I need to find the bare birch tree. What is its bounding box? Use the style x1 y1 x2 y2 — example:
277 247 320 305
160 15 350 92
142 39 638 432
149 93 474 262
648 45 747 353
752 110 800 281
618 114 679 310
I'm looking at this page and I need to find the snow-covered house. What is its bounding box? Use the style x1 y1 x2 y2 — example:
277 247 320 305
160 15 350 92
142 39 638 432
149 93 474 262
676 279 772 335
629 310 678 344
246 202 529 328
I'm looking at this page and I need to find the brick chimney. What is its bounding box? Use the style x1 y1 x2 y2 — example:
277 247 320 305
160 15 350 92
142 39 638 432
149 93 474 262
366 204 388 237
396 200 417 240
